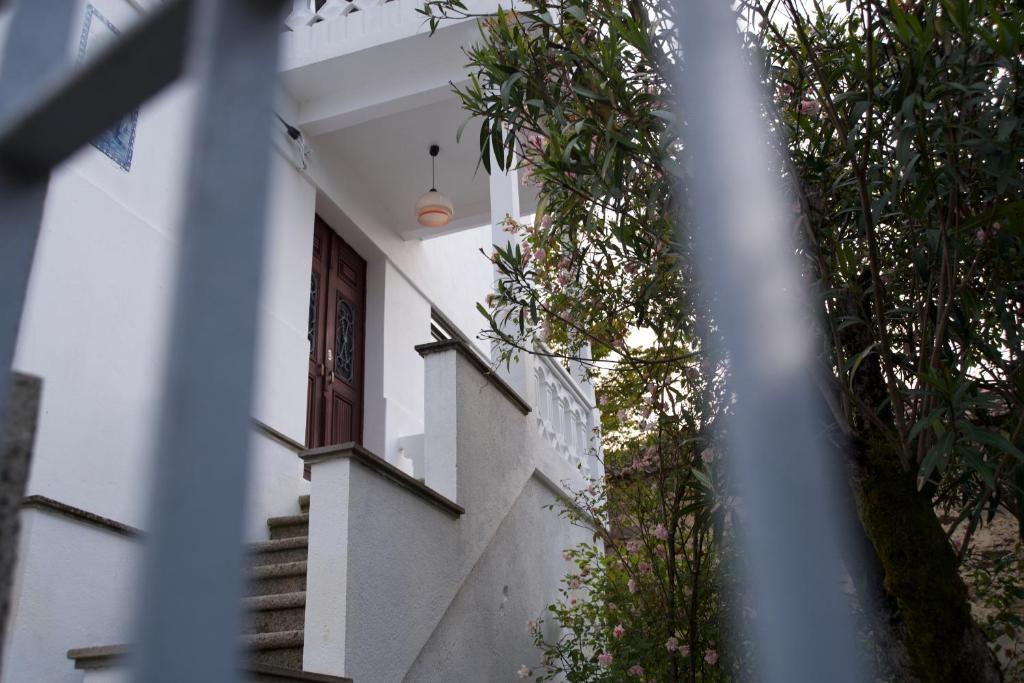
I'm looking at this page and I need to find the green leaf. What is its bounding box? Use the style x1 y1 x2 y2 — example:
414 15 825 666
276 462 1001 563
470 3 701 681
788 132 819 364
962 423 1024 462
847 342 879 390
918 430 954 490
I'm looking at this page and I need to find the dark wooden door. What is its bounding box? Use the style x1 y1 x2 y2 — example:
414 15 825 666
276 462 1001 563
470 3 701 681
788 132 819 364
306 217 366 459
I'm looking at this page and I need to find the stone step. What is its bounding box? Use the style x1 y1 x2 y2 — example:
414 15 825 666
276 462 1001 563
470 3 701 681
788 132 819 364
245 591 306 634
248 630 304 671
69 637 342 681
268 513 309 540
249 663 351 682
248 561 307 597
299 494 310 513
250 536 309 567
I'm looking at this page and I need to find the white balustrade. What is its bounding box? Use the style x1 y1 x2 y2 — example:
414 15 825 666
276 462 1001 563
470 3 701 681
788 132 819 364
533 347 600 478
285 0 400 32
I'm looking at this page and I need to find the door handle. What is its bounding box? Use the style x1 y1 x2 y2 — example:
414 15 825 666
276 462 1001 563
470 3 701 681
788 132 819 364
325 350 334 385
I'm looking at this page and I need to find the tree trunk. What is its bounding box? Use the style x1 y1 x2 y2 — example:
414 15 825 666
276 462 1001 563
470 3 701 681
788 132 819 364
850 438 1001 683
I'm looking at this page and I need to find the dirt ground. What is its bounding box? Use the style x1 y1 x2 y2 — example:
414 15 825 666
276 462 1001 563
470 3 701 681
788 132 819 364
950 511 1024 680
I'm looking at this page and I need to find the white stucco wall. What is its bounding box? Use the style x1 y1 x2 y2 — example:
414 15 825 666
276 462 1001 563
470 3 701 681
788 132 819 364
304 349 592 682
1 510 142 683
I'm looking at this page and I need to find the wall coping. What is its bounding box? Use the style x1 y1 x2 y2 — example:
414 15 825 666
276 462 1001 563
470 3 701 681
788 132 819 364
21 495 141 538
252 418 306 453
301 443 464 517
415 338 531 416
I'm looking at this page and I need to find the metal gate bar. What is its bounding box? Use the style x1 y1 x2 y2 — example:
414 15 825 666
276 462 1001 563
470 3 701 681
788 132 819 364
129 1 285 680
0 1 285 680
668 0 866 680
0 0 76 442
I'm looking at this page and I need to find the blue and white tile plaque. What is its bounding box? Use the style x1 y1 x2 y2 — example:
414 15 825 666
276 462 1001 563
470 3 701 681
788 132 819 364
78 5 139 172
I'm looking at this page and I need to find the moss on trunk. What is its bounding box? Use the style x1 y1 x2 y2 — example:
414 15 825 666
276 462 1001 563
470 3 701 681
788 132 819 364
855 441 1001 682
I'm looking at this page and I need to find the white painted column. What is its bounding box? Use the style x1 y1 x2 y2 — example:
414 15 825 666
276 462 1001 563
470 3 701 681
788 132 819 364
301 450 352 677
421 347 458 500
488 145 532 403
569 341 596 404
570 343 602 479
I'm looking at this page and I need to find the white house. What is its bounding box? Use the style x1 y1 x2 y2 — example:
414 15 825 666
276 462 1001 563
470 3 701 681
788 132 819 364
0 1 603 681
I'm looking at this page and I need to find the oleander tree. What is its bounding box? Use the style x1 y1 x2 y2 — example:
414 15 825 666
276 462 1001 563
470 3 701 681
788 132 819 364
421 0 1023 680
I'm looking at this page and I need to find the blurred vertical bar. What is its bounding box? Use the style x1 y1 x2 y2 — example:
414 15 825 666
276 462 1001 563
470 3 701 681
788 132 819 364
0 0 75 461
666 1 866 681
131 0 285 681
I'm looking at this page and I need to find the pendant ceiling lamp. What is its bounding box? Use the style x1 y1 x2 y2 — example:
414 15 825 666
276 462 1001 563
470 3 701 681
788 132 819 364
415 144 454 228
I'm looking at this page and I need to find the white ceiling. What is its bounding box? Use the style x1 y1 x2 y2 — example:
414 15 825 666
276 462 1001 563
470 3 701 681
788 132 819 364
313 95 537 240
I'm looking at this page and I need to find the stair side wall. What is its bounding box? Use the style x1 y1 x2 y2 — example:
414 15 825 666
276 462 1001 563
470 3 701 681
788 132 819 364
403 475 590 682
0 510 141 683
337 350 591 681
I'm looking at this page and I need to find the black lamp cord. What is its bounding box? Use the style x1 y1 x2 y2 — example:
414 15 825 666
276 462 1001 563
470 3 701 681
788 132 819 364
275 113 302 141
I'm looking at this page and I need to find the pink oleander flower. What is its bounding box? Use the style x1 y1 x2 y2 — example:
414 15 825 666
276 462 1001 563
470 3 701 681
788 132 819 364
597 652 613 668
680 645 690 657
704 649 719 665
798 99 820 115
616 410 628 423
653 524 669 540
701 447 715 464
598 395 608 406
628 664 644 677
569 596 577 606
655 544 667 558
781 82 795 95
520 165 534 186
666 637 679 652
568 576 581 589
976 228 988 245
534 248 545 263
562 550 571 561
626 539 641 554
613 623 625 639
627 578 637 593
527 619 538 634
638 561 652 574
541 214 552 228
517 664 531 679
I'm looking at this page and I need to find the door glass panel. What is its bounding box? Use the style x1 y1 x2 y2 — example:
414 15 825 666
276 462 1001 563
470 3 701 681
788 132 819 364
308 273 319 355
335 297 355 383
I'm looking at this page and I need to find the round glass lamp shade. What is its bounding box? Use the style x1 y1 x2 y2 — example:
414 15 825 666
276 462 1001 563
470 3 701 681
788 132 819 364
415 189 454 228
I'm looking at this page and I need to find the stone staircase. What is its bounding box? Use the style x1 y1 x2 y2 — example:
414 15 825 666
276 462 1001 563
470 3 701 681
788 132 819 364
69 494 350 682
246 494 312 670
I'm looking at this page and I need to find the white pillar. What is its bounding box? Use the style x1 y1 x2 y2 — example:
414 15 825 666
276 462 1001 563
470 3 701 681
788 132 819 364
569 341 596 404
488 145 532 402
421 345 459 500
301 449 352 677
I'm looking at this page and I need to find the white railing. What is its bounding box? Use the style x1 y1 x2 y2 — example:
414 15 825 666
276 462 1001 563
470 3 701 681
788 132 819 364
533 346 599 479
284 0 401 32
